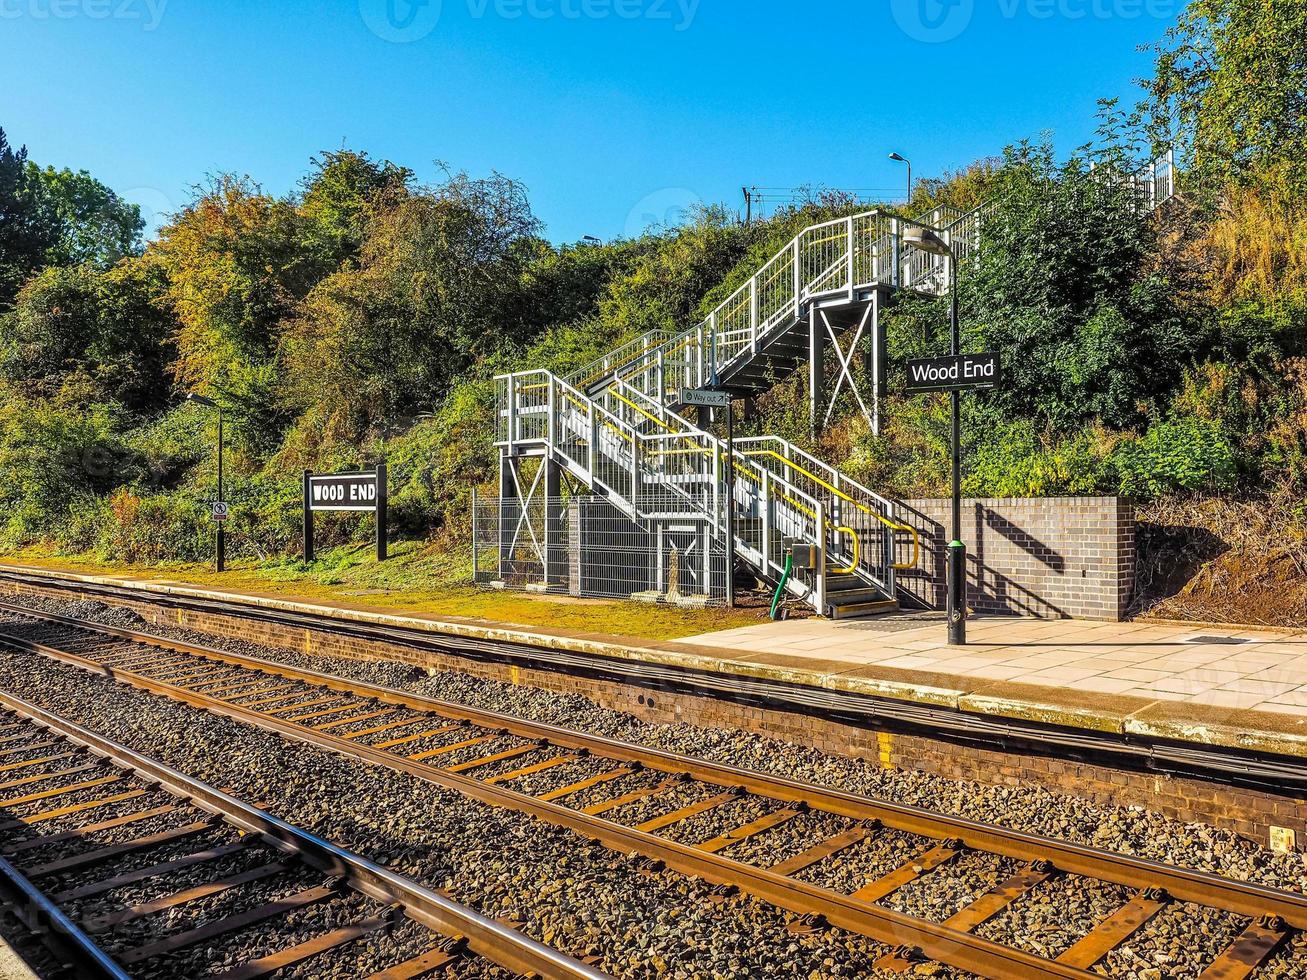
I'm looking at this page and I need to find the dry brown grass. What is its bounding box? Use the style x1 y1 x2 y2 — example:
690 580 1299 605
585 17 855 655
1134 493 1307 628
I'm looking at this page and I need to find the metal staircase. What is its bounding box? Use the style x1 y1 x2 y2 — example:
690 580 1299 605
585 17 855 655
490 152 1175 617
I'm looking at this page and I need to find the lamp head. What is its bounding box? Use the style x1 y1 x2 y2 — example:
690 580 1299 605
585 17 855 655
187 393 218 409
903 225 953 257
888 152 908 163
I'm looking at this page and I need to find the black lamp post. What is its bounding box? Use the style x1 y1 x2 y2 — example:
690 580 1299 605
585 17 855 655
904 225 967 645
889 152 912 206
187 393 225 573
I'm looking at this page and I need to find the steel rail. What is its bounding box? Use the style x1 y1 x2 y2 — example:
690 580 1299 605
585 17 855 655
0 688 609 980
2 610 1305 979
3 604 1305 931
7 570 1307 796
0 615 1097 979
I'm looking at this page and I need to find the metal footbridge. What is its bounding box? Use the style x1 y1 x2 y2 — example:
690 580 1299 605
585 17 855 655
488 154 1175 617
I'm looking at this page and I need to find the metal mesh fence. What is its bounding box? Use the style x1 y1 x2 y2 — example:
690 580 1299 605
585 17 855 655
473 494 729 606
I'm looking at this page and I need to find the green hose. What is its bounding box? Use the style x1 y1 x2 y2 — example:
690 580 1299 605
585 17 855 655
769 554 793 620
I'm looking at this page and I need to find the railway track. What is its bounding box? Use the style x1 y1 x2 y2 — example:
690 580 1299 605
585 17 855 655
0 686 606 980
0 600 1304 979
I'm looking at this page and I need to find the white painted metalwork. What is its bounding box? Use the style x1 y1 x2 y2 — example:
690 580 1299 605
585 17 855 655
495 152 1176 613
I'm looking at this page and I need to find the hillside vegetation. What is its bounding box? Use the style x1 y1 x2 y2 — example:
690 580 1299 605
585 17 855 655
1 0 1305 624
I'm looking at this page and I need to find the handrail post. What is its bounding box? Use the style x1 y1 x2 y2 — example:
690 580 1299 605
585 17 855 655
547 377 556 446
506 374 517 448
813 500 826 614
883 504 897 598
846 216 855 298
587 405 598 481
749 279 758 352
761 471 772 574
891 219 901 288
792 237 801 320
629 432 641 511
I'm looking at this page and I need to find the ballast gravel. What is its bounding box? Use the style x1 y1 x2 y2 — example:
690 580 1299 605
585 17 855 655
0 643 951 980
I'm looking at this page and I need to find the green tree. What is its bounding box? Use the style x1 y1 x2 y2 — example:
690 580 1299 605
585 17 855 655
280 169 541 436
0 260 173 412
0 127 60 309
28 165 144 266
299 148 412 265
1143 0 1307 188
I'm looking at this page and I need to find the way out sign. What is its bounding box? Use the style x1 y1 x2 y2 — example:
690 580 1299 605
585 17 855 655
303 464 388 563
904 352 1001 393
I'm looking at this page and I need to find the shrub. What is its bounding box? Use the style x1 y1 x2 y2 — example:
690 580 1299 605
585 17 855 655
1114 416 1239 498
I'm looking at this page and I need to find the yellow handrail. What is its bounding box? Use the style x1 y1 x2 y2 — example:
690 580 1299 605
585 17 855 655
832 525 859 575
742 449 919 570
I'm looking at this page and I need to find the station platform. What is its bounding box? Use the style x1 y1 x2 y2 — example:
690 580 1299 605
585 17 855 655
0 561 1304 764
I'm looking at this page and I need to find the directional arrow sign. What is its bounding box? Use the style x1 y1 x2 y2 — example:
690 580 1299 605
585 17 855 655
679 387 733 409
904 352 1001 393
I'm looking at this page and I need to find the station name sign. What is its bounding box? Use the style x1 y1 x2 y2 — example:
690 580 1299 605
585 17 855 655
904 352 1001 393
308 472 379 512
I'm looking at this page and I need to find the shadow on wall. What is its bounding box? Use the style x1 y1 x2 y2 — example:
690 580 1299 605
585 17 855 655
894 501 1071 618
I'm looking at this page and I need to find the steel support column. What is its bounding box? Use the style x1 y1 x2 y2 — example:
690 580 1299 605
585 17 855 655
807 305 823 439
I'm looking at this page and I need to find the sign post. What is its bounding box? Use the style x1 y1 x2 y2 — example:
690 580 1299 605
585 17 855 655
905 351 1000 645
303 464 389 563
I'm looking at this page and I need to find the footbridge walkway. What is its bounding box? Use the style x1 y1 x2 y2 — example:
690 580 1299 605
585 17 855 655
485 154 1175 618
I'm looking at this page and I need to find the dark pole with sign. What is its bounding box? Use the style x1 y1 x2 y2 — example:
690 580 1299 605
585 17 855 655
903 225 980 645
947 252 966 645
302 470 314 563
375 460 388 562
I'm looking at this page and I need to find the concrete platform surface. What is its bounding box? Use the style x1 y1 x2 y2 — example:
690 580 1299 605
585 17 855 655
1 562 1304 760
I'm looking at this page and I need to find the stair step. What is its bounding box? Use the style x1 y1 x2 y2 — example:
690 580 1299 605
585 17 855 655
824 586 888 604
828 598 900 620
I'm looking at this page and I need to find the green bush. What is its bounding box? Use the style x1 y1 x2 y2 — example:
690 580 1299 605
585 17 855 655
1113 416 1239 498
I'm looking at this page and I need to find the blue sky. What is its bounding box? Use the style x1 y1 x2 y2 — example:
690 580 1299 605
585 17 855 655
0 0 1183 243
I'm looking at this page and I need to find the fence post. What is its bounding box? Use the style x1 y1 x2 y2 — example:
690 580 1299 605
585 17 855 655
470 487 479 582
302 470 314 563
375 460 388 562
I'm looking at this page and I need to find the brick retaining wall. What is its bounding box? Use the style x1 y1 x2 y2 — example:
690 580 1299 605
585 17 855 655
897 496 1136 621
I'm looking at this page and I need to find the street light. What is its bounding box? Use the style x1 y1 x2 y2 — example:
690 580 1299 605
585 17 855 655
187 393 226 573
903 225 968 645
888 152 911 206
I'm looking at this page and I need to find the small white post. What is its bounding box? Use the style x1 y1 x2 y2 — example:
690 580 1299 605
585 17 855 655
760 471 772 573
813 500 827 615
